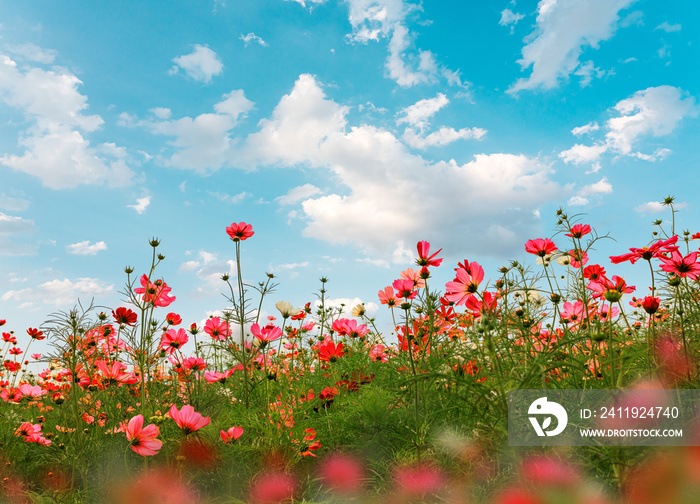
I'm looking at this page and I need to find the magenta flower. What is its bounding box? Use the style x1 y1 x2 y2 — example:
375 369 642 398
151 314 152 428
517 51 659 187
416 241 443 267
159 328 189 354
133 274 176 307
169 404 210 435
392 279 417 301
226 222 254 241
123 414 162 456
444 261 484 306
658 250 700 280
565 224 592 239
251 323 282 343
220 426 244 443
204 317 230 341
525 238 557 258
609 235 679 264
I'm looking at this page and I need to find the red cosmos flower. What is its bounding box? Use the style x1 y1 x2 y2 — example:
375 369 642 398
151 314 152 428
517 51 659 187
658 250 700 280
299 428 321 457
378 286 397 307
331 319 369 339
565 223 592 239
181 356 207 372
159 328 189 355
583 264 606 281
112 307 137 326
641 296 661 315
2 332 15 343
15 422 42 440
464 291 498 318
204 317 230 341
444 261 485 306
220 426 244 443
251 323 282 343
9 347 22 355
392 279 417 300
588 275 635 302
416 241 443 267
318 338 344 362
610 235 679 264
525 238 557 258
96 360 137 385
122 414 162 456
166 313 182 325
133 275 176 307
0 319 5 326
169 404 210 435
27 327 45 340
226 222 254 242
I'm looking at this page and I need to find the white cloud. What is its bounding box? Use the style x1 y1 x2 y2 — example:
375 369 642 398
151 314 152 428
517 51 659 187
655 22 681 33
0 212 34 235
66 240 107 255
0 211 37 256
634 201 666 213
285 0 327 7
241 74 564 259
0 194 31 212
500 9 525 33
508 0 635 93
128 196 151 214
619 10 644 28
169 45 223 83
5 43 58 64
120 90 253 172
240 33 268 47
208 190 250 203
560 85 697 165
269 261 310 272
402 126 486 149
567 196 589 206
396 93 449 130
343 0 467 88
578 177 612 197
573 60 605 87
276 184 322 205
1 277 115 306
0 54 135 189
559 143 608 165
571 122 600 136
606 85 697 155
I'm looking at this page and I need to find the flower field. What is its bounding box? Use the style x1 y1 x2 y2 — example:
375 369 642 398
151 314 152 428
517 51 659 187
3 200 700 503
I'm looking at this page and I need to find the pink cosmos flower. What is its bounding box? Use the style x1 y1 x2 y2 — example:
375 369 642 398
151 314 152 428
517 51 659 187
588 275 635 302
203 368 235 383
400 268 425 289
169 404 210 435
609 235 679 264
392 279 417 301
565 224 592 239
159 328 189 355
444 261 485 306
378 286 397 307
133 275 176 307
220 426 244 443
559 300 585 326
416 241 443 267
525 238 558 258
203 317 230 341
251 323 282 343
122 414 162 456
331 319 369 339
226 222 254 242
658 250 700 280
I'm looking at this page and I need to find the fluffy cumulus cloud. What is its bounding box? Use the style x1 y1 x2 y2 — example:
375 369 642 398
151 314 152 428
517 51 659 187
169 45 223 83
0 54 135 189
1 277 115 306
508 0 636 93
330 0 467 88
500 9 525 33
179 249 236 295
560 86 697 166
242 74 563 259
276 184 322 205
128 196 151 214
396 93 486 149
119 90 253 171
66 240 108 255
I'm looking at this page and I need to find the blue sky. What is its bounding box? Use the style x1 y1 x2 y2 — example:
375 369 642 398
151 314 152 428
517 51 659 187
1 0 699 340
